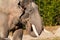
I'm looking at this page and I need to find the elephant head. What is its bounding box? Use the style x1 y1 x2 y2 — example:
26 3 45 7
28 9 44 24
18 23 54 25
20 1 44 37
7 0 44 40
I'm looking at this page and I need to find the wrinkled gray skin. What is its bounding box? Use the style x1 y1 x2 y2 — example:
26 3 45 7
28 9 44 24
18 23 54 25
0 0 43 40
29 3 44 37
21 1 44 37
0 12 9 40
0 0 23 40
9 0 44 40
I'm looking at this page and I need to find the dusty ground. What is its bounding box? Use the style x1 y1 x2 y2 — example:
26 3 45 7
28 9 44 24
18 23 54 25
23 26 60 40
8 26 60 40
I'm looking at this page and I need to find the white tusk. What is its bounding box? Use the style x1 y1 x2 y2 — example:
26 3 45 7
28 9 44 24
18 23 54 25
32 24 39 37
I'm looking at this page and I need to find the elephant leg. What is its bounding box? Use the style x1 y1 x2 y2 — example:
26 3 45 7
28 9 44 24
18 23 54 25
0 13 9 40
12 29 23 40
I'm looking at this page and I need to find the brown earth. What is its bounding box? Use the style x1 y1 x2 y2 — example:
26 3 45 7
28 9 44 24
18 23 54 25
24 25 60 34
8 26 60 40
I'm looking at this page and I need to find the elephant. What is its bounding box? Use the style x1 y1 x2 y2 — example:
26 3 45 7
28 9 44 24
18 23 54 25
0 0 23 40
0 12 9 40
0 0 44 40
18 0 44 37
9 0 44 40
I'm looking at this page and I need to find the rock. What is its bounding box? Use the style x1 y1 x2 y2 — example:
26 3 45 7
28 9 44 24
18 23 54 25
39 29 55 39
23 35 33 40
22 29 55 40
55 28 60 37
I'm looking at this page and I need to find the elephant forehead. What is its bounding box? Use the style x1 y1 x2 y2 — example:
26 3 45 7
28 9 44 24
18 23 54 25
0 0 23 14
30 11 42 26
9 7 23 17
8 0 19 8
0 0 19 7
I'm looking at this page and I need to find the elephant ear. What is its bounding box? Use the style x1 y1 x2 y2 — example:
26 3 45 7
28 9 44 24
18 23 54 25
28 2 44 37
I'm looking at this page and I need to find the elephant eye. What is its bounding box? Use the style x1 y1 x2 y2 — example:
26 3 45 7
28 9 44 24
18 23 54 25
18 1 20 5
18 1 22 8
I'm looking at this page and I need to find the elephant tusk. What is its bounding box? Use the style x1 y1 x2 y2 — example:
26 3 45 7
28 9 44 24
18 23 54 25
32 24 39 37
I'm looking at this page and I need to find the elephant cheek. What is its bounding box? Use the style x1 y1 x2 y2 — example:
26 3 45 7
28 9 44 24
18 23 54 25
29 24 43 37
29 18 43 37
29 10 44 37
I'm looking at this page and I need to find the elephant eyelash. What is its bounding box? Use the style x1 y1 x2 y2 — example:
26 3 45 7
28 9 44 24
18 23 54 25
18 1 20 5
18 1 22 8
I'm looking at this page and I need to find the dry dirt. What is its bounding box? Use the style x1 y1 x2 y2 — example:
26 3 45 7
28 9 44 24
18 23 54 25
22 26 60 40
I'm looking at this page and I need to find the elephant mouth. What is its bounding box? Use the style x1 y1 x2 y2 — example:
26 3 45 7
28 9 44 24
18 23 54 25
31 24 39 37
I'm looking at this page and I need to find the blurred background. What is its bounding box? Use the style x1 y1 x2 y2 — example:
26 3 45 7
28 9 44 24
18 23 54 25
35 0 60 26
